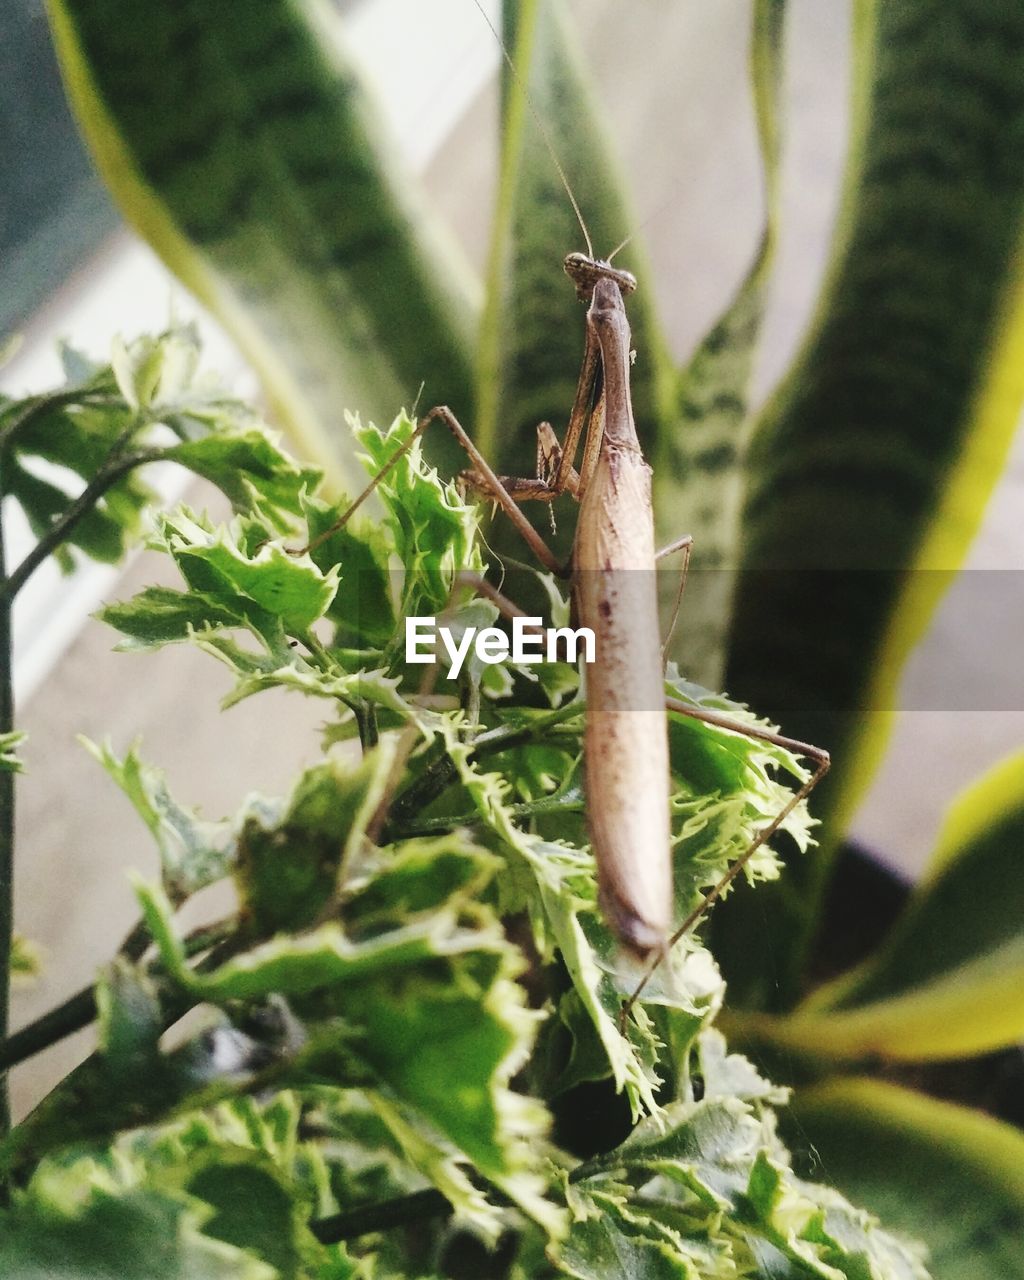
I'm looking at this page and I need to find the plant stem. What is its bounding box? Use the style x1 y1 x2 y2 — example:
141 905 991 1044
0 987 94 1077
0 917 233 1074
310 1188 451 1243
1 447 161 602
0 482 12 1140
392 788 584 838
353 702 379 751
384 701 583 833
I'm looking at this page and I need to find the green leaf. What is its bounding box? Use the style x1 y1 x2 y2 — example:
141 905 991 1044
123 1094 333 1249
660 0 790 689
563 1058 929 1280
10 932 41 980
163 429 321 526
785 1077 1024 1278
579 1095 772 1209
776 750 1024 1060
184 1152 303 1280
110 328 198 410
96 958 163 1062
696 1027 789 1107
46 0 477 488
135 861 564 1237
302 1087 503 1262
304 493 395 649
363 1091 507 1245
479 0 672 491
103 413 495 744
198 638 430 735
3 327 313 586
352 413 484 620
434 714 717 1120
0 731 27 773
721 0 1024 1008
665 671 816 922
156 507 339 634
6 381 152 568
558 1195 704 1280
19 1095 355 1278
427 669 817 1121
0 1181 275 1279
99 585 244 652
236 745 396 936
83 738 234 901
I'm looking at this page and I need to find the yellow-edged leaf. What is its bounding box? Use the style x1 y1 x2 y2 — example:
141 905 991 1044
785 1078 1024 1278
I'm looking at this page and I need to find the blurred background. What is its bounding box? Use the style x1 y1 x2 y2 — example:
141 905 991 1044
3 0 1023 1121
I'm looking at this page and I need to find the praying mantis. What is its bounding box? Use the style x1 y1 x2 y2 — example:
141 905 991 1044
310 8 830 1008
316 240 828 1011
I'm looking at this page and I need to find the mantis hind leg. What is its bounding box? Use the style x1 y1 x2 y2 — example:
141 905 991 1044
656 533 694 660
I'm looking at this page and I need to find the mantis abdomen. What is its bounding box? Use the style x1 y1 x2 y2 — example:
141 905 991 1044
573 276 672 958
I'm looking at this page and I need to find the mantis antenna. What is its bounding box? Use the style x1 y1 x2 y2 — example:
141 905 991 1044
471 0 595 259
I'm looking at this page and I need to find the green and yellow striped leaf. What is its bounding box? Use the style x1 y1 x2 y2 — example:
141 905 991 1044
786 1078 1024 1278
478 0 672 497
660 0 788 689
47 0 478 488
777 749 1024 1059
718 0 1024 1007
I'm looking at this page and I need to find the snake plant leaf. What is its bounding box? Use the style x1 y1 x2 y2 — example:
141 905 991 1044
734 937 1024 1063
660 0 788 690
761 750 1024 1060
718 0 1024 1007
813 751 1024 1014
45 0 478 489
785 1078 1024 1278
479 0 672 498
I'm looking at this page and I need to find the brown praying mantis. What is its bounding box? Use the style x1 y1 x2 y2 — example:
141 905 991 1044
310 240 828 1013
305 5 830 1011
